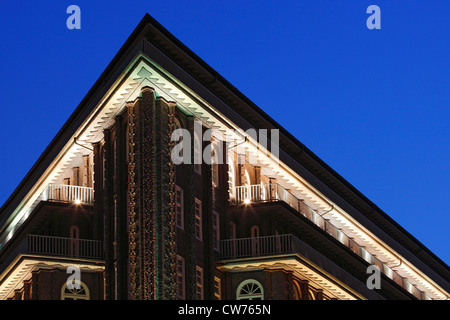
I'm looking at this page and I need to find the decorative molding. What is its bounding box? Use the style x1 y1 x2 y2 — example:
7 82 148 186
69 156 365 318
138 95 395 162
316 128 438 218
164 101 177 299
140 87 156 300
127 100 138 299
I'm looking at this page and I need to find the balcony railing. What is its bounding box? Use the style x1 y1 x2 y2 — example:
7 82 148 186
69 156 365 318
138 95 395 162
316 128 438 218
26 234 104 259
0 184 94 254
231 184 431 300
220 234 295 259
0 234 104 275
219 234 429 300
44 184 94 205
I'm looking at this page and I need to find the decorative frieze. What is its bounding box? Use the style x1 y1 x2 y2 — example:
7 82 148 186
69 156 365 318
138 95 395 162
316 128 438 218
127 99 138 299
126 87 177 300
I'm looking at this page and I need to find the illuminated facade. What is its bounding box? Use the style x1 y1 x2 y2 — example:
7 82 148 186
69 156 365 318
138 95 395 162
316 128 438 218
0 14 448 300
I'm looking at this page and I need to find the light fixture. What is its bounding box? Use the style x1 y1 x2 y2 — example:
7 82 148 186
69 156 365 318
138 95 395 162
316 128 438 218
244 199 251 204
74 199 81 205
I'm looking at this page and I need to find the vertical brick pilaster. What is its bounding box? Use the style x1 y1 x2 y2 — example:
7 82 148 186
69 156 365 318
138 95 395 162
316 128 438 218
127 87 177 300
103 128 115 299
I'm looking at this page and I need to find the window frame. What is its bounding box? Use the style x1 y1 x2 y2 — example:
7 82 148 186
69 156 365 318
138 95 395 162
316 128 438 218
196 266 204 300
176 255 185 300
61 280 90 300
214 276 221 300
212 210 220 251
236 279 264 300
227 156 236 199
175 185 184 230
195 198 202 241
194 132 202 175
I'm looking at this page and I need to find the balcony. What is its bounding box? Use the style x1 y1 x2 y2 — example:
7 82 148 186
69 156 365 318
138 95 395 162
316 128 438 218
25 234 103 259
0 234 103 281
0 184 94 253
44 184 94 205
2 234 104 267
219 234 380 300
220 233 298 259
0 235 104 300
231 184 431 300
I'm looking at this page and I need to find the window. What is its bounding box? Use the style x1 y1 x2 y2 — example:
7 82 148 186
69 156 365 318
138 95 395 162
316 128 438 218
214 276 221 300
194 132 202 174
243 169 251 200
243 169 251 186
227 157 235 199
69 225 79 257
195 198 202 241
175 185 184 229
275 229 281 252
174 117 182 131
260 182 267 201
212 211 220 251
61 281 89 300
211 145 219 187
251 225 260 255
176 255 185 299
70 225 79 239
236 280 264 300
292 281 302 300
196 266 204 300
72 167 80 186
229 221 236 239
229 221 237 256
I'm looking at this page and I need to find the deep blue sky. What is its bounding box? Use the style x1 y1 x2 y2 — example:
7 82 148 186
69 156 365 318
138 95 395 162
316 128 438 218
0 1 448 265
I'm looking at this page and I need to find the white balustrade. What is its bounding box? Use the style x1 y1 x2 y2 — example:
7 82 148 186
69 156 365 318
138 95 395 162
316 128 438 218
46 184 93 205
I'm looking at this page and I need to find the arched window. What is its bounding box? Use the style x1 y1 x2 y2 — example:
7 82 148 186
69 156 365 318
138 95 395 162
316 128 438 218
243 169 251 186
308 289 316 300
292 281 302 300
251 225 260 255
174 117 182 131
251 225 260 238
275 229 281 252
243 169 251 200
236 279 264 300
69 225 79 257
260 182 266 201
61 281 90 300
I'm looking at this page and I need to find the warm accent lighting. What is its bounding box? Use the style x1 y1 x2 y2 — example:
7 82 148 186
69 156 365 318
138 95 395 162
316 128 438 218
244 199 251 204
74 199 81 205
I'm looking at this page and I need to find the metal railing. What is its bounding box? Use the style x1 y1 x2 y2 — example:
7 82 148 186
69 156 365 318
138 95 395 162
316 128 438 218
231 183 430 300
220 234 295 259
0 184 95 260
45 184 94 205
26 234 104 259
219 234 426 299
234 183 301 211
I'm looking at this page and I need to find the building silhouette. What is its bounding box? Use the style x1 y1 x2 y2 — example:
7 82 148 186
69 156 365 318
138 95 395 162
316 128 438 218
0 14 448 300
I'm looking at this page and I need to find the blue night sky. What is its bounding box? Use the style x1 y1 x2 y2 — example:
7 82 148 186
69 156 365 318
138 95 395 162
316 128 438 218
0 1 448 265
